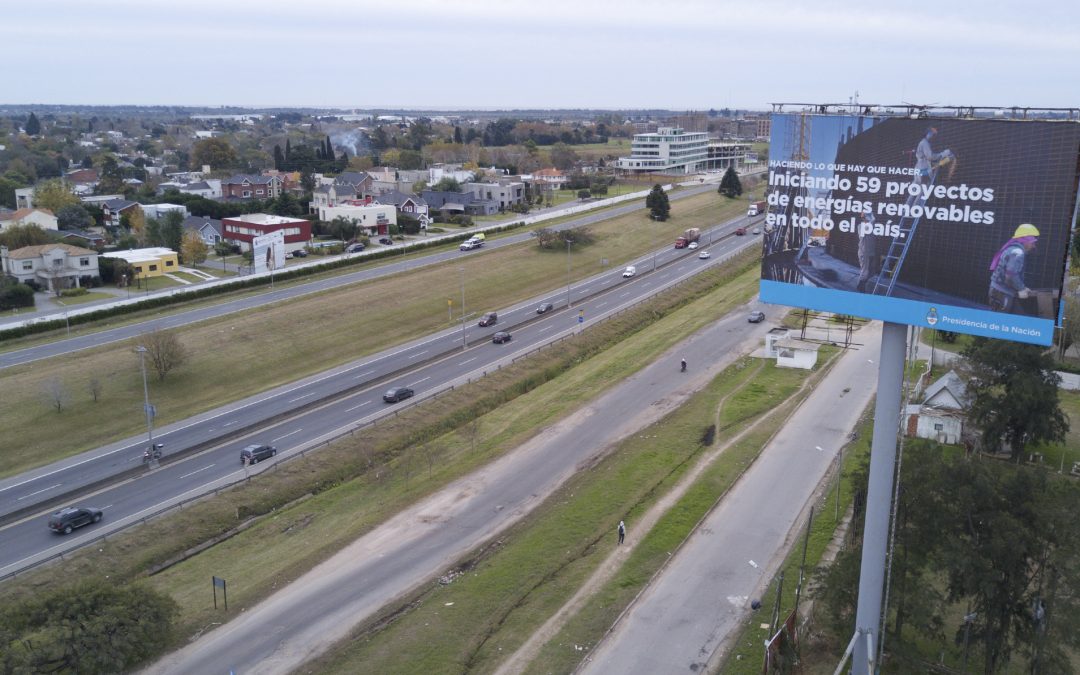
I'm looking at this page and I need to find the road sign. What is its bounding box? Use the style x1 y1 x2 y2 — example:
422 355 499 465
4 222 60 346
144 403 156 418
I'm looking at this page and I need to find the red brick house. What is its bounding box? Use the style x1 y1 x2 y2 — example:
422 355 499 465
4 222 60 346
221 175 281 200
221 214 311 252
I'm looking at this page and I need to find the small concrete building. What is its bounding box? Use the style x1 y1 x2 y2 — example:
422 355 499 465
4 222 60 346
772 337 820 370
100 247 180 280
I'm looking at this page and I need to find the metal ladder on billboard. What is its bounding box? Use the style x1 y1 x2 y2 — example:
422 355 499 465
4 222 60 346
869 167 940 297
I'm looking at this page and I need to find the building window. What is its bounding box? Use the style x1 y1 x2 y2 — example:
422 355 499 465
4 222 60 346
165 260 174 267
21 261 32 270
80 258 90 267
243 190 251 198
256 190 264 195
149 264 158 272
934 423 944 431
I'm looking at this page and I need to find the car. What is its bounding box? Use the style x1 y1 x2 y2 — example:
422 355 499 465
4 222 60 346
292 249 308 258
735 227 747 236
48 506 103 535
240 444 277 465
688 241 699 249
622 265 637 278
378 237 393 245
345 243 365 253
698 250 711 259
478 311 498 327
752 227 761 235
459 240 478 251
383 386 415 403
492 331 512 344
536 302 554 314
748 311 766 323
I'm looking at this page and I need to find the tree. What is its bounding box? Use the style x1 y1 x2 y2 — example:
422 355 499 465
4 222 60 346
432 177 461 193
962 337 1068 459
56 204 93 230
43 377 67 413
180 231 209 265
646 184 670 221
453 126 463 144
328 216 358 242
140 329 188 382
718 166 743 198
191 137 239 171
24 111 41 136
1055 295 1080 359
531 226 562 249
96 155 125 195
577 189 591 200
550 142 579 171
1 579 178 673
273 144 285 170
0 223 55 249
33 178 80 213
160 211 184 252
122 207 147 244
300 168 315 192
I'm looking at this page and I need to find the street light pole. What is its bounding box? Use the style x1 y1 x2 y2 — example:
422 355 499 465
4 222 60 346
135 345 155 455
565 239 572 308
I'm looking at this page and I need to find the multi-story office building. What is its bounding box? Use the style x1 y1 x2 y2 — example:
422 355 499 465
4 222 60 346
615 127 709 174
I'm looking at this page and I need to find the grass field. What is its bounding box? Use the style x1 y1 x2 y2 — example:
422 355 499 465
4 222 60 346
52 291 116 306
0 189 744 478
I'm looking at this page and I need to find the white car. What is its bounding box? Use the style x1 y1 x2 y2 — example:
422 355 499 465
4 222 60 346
698 250 711 259
688 241 699 249
622 266 637 278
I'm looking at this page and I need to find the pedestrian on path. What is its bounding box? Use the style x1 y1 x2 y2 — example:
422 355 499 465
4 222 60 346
618 520 626 545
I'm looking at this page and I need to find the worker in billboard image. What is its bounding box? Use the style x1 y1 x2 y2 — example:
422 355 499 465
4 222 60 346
914 127 953 184
988 224 1039 314
856 211 880 293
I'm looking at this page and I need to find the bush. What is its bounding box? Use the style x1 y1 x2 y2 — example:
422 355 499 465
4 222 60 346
59 287 89 298
448 215 473 227
0 280 35 310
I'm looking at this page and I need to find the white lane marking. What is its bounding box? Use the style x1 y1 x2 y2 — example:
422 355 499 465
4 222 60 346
345 401 372 412
596 302 607 308
272 429 303 442
409 377 430 386
536 325 552 333
458 357 477 366
179 464 216 480
223 420 238 427
17 483 62 500
619 292 631 298
353 370 374 380
288 392 317 403
407 350 429 360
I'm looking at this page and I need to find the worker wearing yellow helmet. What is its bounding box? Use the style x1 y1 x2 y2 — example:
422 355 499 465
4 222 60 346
988 224 1039 313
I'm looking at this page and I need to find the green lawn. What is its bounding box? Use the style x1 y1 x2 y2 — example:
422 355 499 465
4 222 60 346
52 291 116 306
0 190 748 479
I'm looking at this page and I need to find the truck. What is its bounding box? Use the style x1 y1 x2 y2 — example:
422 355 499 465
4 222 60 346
674 228 701 249
747 201 766 217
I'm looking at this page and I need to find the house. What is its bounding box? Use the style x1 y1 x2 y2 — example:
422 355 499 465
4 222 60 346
318 202 396 236
182 216 223 246
421 190 499 216
0 208 59 232
140 203 189 221
0 243 100 292
374 190 428 219
263 170 302 195
177 180 222 199
530 167 567 190
220 214 311 253
221 174 281 200
59 230 106 248
64 168 100 186
332 171 374 198
463 180 525 210
100 248 179 280
905 370 971 445
101 199 141 228
309 184 361 214
15 187 35 209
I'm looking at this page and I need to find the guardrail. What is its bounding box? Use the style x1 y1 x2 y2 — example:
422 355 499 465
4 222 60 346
0 234 758 583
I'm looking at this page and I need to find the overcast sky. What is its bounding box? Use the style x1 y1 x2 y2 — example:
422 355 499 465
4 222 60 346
5 0 1077 111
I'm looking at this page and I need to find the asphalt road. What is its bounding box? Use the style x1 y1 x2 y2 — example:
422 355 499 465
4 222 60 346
0 220 760 578
579 323 882 674
146 287 777 675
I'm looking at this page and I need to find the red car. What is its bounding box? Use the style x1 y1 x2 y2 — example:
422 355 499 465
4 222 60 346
735 227 747 236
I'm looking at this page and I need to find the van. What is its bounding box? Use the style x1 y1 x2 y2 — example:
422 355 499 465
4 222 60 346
622 266 637 278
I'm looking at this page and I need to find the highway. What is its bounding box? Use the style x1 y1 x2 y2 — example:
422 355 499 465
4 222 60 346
0 216 760 579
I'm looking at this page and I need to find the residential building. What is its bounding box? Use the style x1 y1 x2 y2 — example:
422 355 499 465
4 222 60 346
319 202 396 236
0 208 59 232
59 230 106 248
374 190 428 219
428 164 476 185
463 180 525 210
100 247 179 280
221 174 281 200
332 171 373 197
177 180 222 199
615 127 709 174
141 203 190 221
15 187 34 209
182 216 223 246
530 168 567 190
80 194 125 208
101 199 141 228
1 243 100 292
905 370 971 445
421 190 498 216
220 214 311 253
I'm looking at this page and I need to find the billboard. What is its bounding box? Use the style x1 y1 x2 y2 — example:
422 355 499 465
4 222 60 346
252 230 286 275
760 113 1080 345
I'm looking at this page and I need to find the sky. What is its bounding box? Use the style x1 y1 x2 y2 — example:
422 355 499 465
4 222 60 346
4 0 1078 111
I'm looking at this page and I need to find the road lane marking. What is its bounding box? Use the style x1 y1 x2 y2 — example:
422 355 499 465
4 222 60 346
596 302 607 308
17 483 62 500
458 357 477 365
223 420 238 426
353 370 374 379
272 429 303 442
288 392 316 403
407 350 429 360
179 464 216 480
409 376 430 386
536 325 552 332
619 292 631 297
345 401 371 412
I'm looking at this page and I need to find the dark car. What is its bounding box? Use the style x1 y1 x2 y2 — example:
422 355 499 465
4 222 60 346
293 249 308 258
735 227 747 236
378 237 393 245
478 312 498 327
383 386 415 403
345 243 365 253
492 331 512 344
48 506 103 535
536 302 554 314
748 311 766 323
240 444 277 465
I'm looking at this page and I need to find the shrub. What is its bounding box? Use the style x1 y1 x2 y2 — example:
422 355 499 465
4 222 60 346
0 280 35 310
59 287 89 298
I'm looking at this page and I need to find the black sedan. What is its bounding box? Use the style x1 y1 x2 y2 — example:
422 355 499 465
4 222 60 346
536 302 554 314
492 331 512 344
383 386 415 403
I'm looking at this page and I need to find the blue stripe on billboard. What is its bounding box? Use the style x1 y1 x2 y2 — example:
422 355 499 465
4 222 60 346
761 280 1053 345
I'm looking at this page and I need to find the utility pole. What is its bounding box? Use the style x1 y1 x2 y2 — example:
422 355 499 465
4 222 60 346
565 239 572 308
135 345 156 462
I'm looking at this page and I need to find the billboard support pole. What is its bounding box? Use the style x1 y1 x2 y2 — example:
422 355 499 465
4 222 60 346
852 320 907 670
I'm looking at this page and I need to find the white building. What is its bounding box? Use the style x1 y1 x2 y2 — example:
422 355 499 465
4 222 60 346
1 243 99 292
140 203 190 221
615 127 709 174
319 202 396 236
0 208 58 232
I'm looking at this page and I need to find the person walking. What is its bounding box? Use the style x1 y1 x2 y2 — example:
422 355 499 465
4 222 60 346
618 520 626 545
988 224 1039 314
